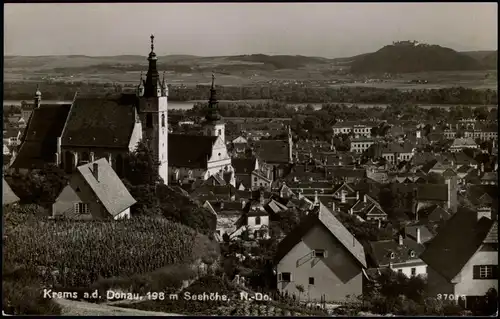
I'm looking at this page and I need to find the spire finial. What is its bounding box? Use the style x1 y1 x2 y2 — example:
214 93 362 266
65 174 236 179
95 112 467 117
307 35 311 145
211 72 215 89
150 34 155 52
163 71 166 82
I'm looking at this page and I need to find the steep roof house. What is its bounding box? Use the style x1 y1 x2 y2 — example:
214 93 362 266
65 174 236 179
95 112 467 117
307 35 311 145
421 207 497 307
2 178 20 206
52 158 136 220
275 202 367 302
368 232 427 278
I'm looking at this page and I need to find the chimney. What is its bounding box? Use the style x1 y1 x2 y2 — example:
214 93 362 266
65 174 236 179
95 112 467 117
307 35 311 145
349 208 353 215
356 191 360 200
241 199 246 209
92 162 99 181
314 191 319 206
341 191 346 203
416 227 421 244
416 130 421 139
398 234 404 246
363 194 367 203
259 190 265 205
331 201 336 212
480 163 484 173
220 202 224 210
378 219 381 229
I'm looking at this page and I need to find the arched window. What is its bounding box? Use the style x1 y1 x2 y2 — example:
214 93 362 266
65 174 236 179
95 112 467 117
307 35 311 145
255 216 261 225
161 113 165 128
218 129 222 136
146 113 153 128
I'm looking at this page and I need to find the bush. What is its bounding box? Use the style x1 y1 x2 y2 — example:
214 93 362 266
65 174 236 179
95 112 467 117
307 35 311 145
3 264 62 315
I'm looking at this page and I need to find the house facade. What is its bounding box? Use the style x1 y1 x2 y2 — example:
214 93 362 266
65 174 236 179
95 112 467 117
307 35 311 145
275 203 367 302
422 207 498 308
52 159 136 220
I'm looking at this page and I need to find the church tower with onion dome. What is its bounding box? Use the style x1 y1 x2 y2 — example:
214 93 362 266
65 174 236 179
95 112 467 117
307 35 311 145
203 73 226 144
138 34 169 184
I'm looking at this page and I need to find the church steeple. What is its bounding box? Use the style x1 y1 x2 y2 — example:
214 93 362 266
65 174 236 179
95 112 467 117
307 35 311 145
137 71 144 97
143 34 161 97
205 73 221 122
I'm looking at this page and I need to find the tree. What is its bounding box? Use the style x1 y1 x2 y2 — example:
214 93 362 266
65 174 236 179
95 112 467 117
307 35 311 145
122 140 163 186
4 164 68 208
473 106 489 121
222 233 230 243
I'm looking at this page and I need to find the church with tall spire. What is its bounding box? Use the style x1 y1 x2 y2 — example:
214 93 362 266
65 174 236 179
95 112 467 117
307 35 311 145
13 34 234 187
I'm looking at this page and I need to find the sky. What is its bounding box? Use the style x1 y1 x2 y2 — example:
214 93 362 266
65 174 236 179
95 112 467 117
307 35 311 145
4 2 498 58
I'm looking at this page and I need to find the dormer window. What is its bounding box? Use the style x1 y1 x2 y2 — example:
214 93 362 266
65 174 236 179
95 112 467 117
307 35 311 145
314 249 327 258
409 250 416 258
390 252 395 259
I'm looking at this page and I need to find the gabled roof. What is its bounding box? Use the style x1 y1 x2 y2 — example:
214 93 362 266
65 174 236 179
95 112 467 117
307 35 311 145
416 184 448 202
369 237 425 267
253 140 290 164
2 178 20 205
417 204 450 222
61 96 138 148
232 157 256 174
275 202 366 268
264 199 288 215
420 207 497 282
366 205 387 217
168 134 217 169
404 225 434 244
11 104 72 169
76 159 136 217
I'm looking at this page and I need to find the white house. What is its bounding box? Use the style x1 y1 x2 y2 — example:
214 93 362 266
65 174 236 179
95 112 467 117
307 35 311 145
368 232 427 278
52 158 136 220
421 207 497 309
274 203 367 302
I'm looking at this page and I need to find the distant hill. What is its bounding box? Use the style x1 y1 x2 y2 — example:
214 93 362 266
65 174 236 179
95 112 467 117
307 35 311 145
480 51 497 69
349 42 486 74
225 54 330 69
4 53 330 71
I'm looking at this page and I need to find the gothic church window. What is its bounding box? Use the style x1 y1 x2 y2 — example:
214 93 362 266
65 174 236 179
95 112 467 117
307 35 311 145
218 129 222 136
161 114 165 127
146 114 153 128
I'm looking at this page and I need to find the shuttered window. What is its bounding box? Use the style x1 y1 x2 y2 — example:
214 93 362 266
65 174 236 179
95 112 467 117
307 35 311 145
473 265 498 279
74 202 90 215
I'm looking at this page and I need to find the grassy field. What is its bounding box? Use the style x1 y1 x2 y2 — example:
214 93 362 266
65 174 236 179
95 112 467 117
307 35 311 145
4 55 497 89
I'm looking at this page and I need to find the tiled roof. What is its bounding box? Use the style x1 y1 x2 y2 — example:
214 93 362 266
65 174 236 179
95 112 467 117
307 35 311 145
369 237 425 267
76 159 136 217
417 204 450 222
232 158 256 174
253 140 290 164
11 104 71 169
208 200 243 214
264 199 288 215
466 185 498 207
420 207 497 281
2 178 20 205
416 184 448 202
61 96 138 148
275 202 366 268
404 225 434 244
451 137 477 147
168 134 217 169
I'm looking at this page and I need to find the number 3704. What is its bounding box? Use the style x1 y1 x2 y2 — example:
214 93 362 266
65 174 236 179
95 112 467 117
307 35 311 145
437 294 466 301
